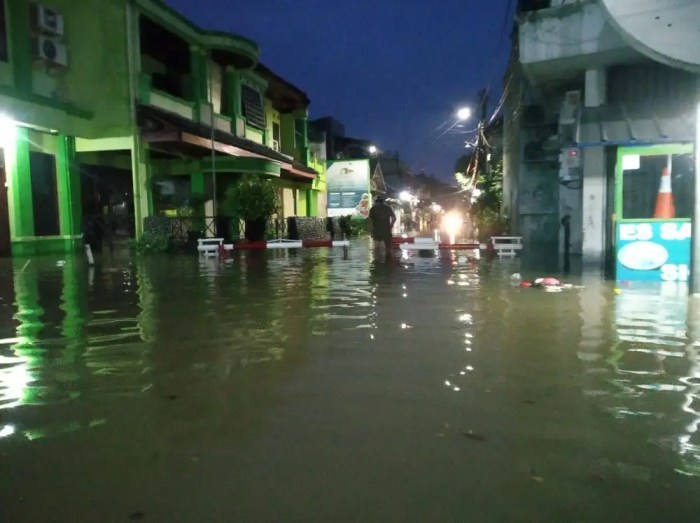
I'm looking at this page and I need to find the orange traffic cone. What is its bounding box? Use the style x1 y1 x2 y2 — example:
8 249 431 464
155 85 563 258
653 166 675 219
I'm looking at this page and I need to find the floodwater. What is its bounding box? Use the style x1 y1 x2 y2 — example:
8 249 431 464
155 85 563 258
1 242 700 522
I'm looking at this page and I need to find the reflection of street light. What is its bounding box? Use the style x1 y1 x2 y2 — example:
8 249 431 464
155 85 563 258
457 107 472 121
368 145 377 155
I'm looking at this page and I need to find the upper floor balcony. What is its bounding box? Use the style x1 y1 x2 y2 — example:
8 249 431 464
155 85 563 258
136 1 258 134
135 0 315 172
517 0 641 83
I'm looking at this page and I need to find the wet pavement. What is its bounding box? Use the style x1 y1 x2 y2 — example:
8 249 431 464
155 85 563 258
1 241 700 521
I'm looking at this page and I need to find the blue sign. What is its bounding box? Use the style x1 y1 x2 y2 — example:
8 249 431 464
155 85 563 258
616 220 691 282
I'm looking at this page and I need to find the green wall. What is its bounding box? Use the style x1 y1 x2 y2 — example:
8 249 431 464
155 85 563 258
1 0 133 139
5 128 82 255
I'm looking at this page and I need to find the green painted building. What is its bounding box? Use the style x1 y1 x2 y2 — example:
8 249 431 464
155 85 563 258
0 0 325 256
0 0 134 255
132 0 324 237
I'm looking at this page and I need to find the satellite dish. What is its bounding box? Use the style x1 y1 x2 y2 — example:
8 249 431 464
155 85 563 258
600 0 700 73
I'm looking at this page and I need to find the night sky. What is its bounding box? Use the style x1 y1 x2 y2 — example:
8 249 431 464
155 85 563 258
164 0 514 182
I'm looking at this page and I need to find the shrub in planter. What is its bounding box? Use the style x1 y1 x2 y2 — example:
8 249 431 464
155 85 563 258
128 230 171 253
221 175 278 241
472 207 510 242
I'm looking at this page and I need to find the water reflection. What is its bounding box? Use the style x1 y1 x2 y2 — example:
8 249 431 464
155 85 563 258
578 281 700 477
0 256 152 438
3 245 700 520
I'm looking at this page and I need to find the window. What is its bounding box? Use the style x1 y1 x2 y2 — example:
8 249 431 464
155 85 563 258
272 122 280 143
0 1 8 62
30 151 60 236
621 152 694 220
241 84 266 129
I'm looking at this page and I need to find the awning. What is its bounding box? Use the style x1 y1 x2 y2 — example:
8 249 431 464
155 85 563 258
137 104 317 180
578 101 696 147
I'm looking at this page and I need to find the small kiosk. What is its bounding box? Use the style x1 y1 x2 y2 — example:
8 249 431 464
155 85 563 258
614 143 694 282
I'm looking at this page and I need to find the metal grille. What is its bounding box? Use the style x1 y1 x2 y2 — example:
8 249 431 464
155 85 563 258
167 217 217 246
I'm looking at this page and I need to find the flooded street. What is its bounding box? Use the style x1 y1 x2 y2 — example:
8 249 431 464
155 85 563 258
2 242 700 522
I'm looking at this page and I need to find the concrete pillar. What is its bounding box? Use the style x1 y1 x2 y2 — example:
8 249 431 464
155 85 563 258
224 68 235 117
55 135 82 240
7 127 35 240
189 46 209 103
131 138 153 238
191 171 205 198
581 68 607 268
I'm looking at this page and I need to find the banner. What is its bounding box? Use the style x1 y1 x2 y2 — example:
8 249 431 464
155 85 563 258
615 220 691 282
326 160 371 218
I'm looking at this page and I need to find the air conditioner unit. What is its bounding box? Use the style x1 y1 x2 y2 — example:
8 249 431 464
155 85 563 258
559 90 581 125
33 36 68 67
31 4 65 36
272 139 280 151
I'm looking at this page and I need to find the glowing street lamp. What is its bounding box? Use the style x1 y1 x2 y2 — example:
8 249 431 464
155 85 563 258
442 211 464 244
399 190 414 203
456 107 472 121
368 145 378 155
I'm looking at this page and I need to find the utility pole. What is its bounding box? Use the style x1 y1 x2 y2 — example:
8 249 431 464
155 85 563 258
478 88 489 178
468 88 489 186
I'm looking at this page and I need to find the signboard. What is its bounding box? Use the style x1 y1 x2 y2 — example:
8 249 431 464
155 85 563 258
616 220 691 282
326 159 371 218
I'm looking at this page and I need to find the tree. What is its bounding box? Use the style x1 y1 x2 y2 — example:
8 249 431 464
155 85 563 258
453 153 507 241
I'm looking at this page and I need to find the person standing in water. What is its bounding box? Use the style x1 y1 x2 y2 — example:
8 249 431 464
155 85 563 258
367 196 396 251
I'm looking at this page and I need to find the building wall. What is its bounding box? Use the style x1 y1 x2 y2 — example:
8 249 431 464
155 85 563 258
208 58 223 114
502 59 523 231
0 0 135 255
0 0 132 138
281 187 295 218
265 99 280 150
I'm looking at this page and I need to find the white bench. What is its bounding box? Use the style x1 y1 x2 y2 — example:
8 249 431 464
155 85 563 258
490 236 523 257
399 237 439 251
197 237 224 257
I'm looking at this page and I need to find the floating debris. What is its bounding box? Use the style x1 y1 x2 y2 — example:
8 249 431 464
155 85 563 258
462 430 486 441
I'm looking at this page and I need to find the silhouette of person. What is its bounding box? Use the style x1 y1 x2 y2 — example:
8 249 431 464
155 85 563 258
367 196 396 251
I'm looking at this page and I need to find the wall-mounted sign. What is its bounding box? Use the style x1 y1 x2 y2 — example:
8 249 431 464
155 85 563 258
326 159 371 218
622 154 640 170
616 220 691 282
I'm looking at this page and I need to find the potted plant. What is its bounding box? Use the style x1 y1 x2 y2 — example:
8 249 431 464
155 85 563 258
221 174 279 241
